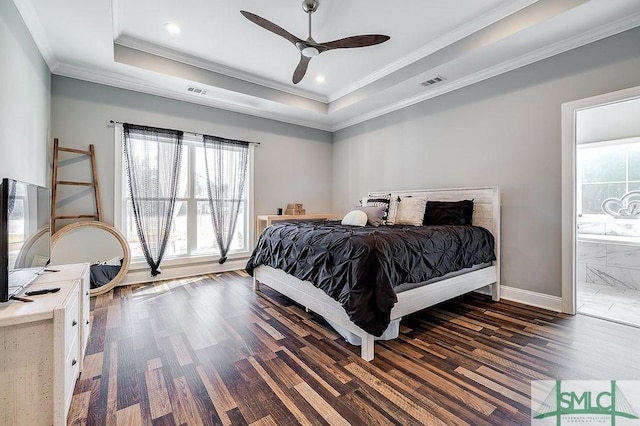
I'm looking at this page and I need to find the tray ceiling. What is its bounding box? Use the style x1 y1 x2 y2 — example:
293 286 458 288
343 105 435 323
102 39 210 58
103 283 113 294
13 0 640 131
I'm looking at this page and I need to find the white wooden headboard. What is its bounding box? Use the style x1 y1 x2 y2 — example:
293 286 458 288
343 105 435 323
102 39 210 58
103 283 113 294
368 186 500 236
368 186 501 272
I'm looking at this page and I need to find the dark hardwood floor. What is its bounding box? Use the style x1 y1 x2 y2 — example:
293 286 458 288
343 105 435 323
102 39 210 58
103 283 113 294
68 271 640 425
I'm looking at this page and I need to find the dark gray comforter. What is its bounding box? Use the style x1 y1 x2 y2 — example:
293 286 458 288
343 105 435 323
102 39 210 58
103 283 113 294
246 221 496 336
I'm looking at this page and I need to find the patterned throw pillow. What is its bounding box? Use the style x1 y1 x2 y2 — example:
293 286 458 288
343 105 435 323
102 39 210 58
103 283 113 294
361 195 391 223
395 196 428 226
386 195 400 225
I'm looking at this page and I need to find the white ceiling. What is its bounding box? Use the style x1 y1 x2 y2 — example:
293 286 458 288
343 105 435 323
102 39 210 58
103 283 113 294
13 0 640 131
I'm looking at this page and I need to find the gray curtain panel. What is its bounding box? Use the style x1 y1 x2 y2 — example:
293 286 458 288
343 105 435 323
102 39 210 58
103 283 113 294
123 124 183 276
202 136 249 264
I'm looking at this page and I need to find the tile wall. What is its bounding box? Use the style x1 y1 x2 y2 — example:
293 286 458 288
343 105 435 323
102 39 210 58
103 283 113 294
577 239 640 290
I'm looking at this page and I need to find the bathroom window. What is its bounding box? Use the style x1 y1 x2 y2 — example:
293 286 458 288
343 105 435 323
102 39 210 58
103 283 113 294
577 139 640 215
577 137 640 238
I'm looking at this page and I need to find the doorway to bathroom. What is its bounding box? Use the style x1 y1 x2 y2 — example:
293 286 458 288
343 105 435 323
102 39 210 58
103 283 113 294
570 95 640 326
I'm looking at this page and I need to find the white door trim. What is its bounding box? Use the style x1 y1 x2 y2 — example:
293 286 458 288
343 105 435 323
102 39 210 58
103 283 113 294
561 85 640 314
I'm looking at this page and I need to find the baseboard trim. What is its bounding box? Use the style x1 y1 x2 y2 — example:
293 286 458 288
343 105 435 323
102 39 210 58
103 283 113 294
477 285 563 312
119 258 248 286
121 265 564 314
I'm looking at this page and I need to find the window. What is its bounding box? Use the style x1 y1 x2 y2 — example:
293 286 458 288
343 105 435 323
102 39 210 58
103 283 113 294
115 131 253 264
577 139 640 216
577 137 640 239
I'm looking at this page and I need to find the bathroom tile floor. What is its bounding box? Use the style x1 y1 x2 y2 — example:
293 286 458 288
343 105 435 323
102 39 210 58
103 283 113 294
577 281 640 327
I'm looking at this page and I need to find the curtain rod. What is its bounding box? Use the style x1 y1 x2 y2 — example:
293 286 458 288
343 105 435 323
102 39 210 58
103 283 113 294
108 120 260 145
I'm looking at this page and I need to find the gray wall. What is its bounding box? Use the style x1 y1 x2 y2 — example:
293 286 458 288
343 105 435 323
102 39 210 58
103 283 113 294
0 0 50 186
51 76 333 227
11 7 640 296
332 28 640 297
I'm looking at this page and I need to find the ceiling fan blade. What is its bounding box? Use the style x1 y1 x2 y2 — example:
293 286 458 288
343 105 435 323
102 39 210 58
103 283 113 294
240 11 302 46
320 34 390 51
292 55 311 84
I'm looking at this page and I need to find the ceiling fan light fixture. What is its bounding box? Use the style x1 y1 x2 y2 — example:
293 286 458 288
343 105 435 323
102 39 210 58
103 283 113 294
301 46 320 57
296 41 319 57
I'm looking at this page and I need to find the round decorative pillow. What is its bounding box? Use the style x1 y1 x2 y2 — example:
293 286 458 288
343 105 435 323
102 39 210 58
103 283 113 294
341 210 368 226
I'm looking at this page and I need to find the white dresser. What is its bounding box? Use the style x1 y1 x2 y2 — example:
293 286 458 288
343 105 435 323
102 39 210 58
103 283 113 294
0 263 90 426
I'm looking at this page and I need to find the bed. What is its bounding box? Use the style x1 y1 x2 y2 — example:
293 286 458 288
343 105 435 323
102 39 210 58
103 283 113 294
248 186 501 361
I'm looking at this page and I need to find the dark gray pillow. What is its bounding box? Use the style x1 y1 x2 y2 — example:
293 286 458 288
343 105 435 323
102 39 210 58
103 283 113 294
423 200 474 225
355 205 386 227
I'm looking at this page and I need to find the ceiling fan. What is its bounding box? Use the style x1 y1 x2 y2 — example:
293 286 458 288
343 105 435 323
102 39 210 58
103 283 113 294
240 0 390 84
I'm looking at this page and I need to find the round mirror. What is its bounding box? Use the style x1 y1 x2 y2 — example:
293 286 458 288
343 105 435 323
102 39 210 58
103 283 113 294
13 226 50 269
51 221 131 295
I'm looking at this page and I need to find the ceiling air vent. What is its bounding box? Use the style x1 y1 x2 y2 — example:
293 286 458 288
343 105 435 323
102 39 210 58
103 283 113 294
420 75 446 87
187 86 208 95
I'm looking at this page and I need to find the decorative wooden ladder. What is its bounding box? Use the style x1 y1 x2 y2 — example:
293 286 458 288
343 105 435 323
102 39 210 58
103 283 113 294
51 138 103 233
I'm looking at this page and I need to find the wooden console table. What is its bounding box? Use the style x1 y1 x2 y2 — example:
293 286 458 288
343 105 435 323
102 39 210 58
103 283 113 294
256 214 338 238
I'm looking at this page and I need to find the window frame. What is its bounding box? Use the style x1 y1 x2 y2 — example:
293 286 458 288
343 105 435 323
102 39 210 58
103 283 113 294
114 127 254 270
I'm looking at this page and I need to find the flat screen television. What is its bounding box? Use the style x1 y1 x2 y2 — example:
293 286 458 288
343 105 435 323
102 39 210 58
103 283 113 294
0 178 51 302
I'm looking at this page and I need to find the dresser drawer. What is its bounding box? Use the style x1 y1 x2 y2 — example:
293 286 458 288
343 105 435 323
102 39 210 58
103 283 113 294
64 290 80 357
81 280 90 361
64 332 80 417
82 312 90 355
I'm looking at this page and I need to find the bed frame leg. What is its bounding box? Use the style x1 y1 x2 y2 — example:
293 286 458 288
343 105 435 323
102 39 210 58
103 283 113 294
361 334 374 361
253 277 259 292
491 282 500 301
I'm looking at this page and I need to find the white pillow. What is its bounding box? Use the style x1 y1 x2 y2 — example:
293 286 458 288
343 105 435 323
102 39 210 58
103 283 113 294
341 210 368 226
395 196 428 226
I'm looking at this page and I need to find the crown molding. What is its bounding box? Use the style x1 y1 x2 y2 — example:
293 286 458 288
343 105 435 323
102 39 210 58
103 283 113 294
111 0 123 40
51 63 333 132
12 0 57 69
115 35 329 104
331 12 640 131
326 0 539 103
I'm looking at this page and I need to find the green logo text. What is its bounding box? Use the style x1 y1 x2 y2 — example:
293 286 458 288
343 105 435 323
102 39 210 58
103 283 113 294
533 380 639 426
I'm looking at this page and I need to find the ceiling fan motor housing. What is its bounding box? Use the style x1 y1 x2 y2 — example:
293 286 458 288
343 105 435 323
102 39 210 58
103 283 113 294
302 0 319 14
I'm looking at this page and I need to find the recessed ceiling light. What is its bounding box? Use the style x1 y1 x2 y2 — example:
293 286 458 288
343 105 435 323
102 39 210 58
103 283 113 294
165 23 181 34
316 75 325 83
